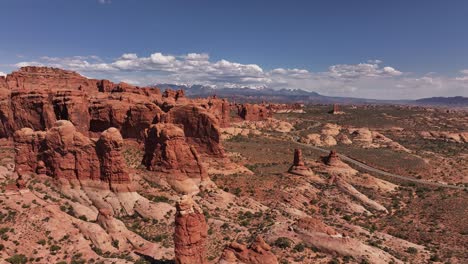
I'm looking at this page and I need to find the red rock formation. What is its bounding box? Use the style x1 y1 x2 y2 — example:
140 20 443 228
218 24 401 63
13 121 132 190
0 77 12 138
237 103 271 121
165 105 224 156
122 101 164 139
324 150 340 166
267 103 304 113
218 236 278 264
6 66 99 93
296 217 337 236
15 176 26 189
293 148 304 167
10 90 56 131
13 128 45 176
97 79 116 93
163 89 185 100
174 195 208 264
96 127 131 188
51 90 90 134
329 104 343 115
143 123 210 194
1 67 228 147
0 76 6 89
89 93 164 139
206 98 230 128
288 149 315 177
41 120 101 182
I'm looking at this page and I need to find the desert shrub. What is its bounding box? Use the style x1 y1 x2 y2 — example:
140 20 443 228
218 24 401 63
50 244 61 252
342 215 352 221
135 258 150 264
6 254 27 264
406 247 418 254
274 237 292 249
293 243 305 252
112 239 119 249
150 195 170 203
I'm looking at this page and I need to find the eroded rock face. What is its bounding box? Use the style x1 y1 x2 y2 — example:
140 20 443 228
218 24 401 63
218 236 278 264
6 66 99 93
41 120 101 182
52 90 90 134
174 196 208 264
96 128 131 188
13 121 131 190
143 123 210 194
13 128 46 176
197 97 230 128
1 67 235 146
89 94 164 139
237 103 271 121
293 148 304 167
10 90 56 132
165 105 224 156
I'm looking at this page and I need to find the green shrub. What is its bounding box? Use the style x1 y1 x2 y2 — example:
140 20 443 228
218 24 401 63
6 254 27 264
293 243 305 252
274 237 292 249
50 245 61 252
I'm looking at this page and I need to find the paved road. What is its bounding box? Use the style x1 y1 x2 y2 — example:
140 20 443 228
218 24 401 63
274 137 467 190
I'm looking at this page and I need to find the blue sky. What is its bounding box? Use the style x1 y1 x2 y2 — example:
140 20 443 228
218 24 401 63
1 0 468 99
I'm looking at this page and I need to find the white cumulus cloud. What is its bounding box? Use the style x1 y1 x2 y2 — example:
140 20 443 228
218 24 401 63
12 52 468 99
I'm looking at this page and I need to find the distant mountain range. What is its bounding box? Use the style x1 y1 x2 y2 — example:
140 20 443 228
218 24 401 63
156 84 468 107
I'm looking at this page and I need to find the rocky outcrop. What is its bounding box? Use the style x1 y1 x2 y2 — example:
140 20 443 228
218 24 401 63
0 67 233 145
165 105 224 156
143 123 211 194
420 131 468 143
294 218 400 263
218 236 278 264
13 120 131 190
324 150 340 166
174 196 208 264
13 128 46 176
10 89 56 132
89 94 164 139
52 90 91 134
6 66 99 93
288 149 315 177
41 120 101 183
0 67 168 140
196 97 230 128
96 128 131 189
237 103 271 121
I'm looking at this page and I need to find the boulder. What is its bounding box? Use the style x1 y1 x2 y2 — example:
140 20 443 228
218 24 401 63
218 236 278 264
